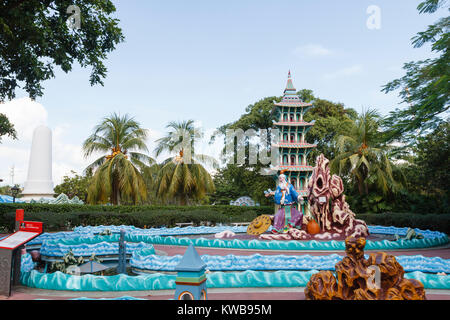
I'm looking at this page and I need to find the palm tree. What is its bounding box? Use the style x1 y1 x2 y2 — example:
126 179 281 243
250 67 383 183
330 109 404 196
153 120 216 204
82 113 154 205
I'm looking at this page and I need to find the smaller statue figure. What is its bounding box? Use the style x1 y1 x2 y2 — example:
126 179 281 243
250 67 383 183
265 171 303 234
305 237 427 300
117 229 126 274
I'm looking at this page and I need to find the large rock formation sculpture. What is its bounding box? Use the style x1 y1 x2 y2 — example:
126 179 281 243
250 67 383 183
305 237 427 300
308 154 369 238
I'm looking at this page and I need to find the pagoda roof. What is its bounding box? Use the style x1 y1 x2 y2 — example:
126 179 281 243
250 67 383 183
275 165 314 172
274 101 313 107
175 244 206 272
273 142 317 148
274 120 315 127
284 71 295 93
273 71 313 107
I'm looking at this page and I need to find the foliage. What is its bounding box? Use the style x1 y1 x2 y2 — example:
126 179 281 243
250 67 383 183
49 250 85 273
0 113 17 142
381 0 449 144
53 170 92 201
210 91 358 206
154 120 217 168
0 204 272 231
330 109 405 196
211 163 274 205
82 113 154 205
155 160 215 205
406 121 450 195
0 0 124 101
0 204 448 234
304 97 357 163
357 213 450 235
0 184 22 197
153 120 216 205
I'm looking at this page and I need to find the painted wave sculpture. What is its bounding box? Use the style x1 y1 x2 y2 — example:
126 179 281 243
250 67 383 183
20 269 450 291
130 252 450 274
40 238 154 257
27 225 448 251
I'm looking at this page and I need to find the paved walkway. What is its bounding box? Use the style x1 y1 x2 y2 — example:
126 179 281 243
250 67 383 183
2 286 450 300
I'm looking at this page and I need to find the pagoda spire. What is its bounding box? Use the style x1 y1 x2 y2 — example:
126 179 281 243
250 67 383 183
284 70 296 93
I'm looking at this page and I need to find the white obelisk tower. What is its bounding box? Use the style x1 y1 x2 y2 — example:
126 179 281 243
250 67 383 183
22 125 54 200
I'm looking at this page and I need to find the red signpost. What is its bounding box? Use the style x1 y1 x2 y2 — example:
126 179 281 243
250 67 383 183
0 209 43 297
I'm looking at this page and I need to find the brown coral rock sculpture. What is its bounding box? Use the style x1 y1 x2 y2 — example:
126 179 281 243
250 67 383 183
305 237 427 300
307 154 369 238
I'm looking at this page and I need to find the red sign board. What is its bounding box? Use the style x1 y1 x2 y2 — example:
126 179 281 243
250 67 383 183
15 209 24 222
0 231 41 250
19 221 43 233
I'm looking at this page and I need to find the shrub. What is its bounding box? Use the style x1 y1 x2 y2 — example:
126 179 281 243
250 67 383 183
357 213 450 235
1 204 448 235
0 204 269 232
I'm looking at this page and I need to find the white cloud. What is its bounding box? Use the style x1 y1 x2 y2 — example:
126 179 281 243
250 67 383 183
0 97 90 187
0 97 47 142
293 44 333 57
323 64 364 80
0 99 223 190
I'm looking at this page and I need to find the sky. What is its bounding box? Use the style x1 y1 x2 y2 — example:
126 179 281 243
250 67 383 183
0 0 447 187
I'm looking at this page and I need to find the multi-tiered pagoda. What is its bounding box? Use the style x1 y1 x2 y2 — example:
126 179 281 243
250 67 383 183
272 71 316 216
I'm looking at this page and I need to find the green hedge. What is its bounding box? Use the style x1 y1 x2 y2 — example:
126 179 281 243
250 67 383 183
0 204 448 235
0 204 272 232
358 213 450 235
0 203 272 215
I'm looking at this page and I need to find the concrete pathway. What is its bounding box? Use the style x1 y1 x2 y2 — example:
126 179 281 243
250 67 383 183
2 286 450 300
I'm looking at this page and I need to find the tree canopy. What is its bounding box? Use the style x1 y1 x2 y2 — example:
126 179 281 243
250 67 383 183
82 113 153 204
0 0 124 101
0 113 17 142
381 0 449 144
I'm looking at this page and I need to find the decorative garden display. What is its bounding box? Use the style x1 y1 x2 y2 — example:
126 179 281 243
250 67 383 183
230 196 259 206
306 219 320 235
247 215 272 236
270 71 316 217
307 154 369 238
305 237 427 300
174 244 207 300
256 153 369 241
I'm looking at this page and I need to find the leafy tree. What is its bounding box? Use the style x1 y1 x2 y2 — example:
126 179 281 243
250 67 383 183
155 157 215 205
0 0 124 101
82 113 154 205
211 163 273 205
381 0 449 144
154 120 216 205
304 98 357 163
405 121 450 195
0 113 17 142
211 91 357 205
53 170 92 201
154 120 217 168
330 109 405 196
0 184 22 197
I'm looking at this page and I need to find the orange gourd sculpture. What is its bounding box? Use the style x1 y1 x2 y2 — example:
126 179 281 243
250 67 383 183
307 219 320 235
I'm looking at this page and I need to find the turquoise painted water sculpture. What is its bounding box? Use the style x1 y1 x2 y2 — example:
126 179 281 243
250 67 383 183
27 225 449 252
130 252 450 274
20 268 450 291
39 234 154 258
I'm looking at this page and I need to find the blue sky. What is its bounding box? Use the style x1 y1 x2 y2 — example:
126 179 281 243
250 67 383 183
0 0 447 185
